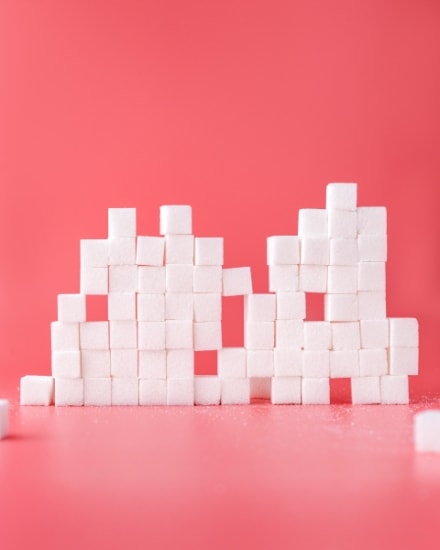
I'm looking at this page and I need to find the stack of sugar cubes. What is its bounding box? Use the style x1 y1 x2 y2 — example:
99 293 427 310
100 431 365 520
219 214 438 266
20 183 419 406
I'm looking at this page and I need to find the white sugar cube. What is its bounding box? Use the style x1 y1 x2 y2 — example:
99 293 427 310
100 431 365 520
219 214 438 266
276 292 305 320
302 350 330 378
0 400 9 439
138 350 167 379
274 348 302 377
221 378 250 405
58 294 86 323
222 267 253 296
137 321 165 350
245 294 276 322
167 350 194 378
111 349 138 378
217 348 247 378
165 293 193 320
20 376 54 406
112 378 139 405
327 265 358 294
137 294 165 321
328 210 357 239
51 322 79 351
414 411 440 453
247 350 274 377
351 376 381 405
271 377 302 404
137 266 165 293
55 378 84 406
84 378 112 406
358 262 386 292
329 238 358 265
298 209 328 237
52 351 81 378
358 291 386 320
300 237 330 265
167 379 194 405
269 265 299 292
357 207 387 235
324 294 359 322
108 238 136 265
245 321 274 349
250 377 272 399
193 266 222 293
331 322 360 350
194 237 224 266
302 378 330 405
380 375 409 404
267 236 300 265
109 265 138 293
194 322 222 351
81 350 111 378
275 320 304 348
80 267 108 295
194 293 221 322
108 208 136 238
389 318 419 348
166 265 193 293
139 379 167 405
359 349 388 376
165 320 193 349
108 292 136 321
360 319 389 349
326 183 357 211
160 205 192 235
136 236 165 266
165 235 194 264
303 321 332 350
79 322 109 350
80 239 108 268
329 350 359 378
358 235 387 262
389 347 418 376
194 376 221 405
299 265 327 293
109 320 137 349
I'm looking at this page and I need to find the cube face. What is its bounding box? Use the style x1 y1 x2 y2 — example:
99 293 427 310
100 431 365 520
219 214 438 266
275 320 304 349
136 236 165 266
58 294 86 323
195 238 224 266
112 378 139 406
269 265 299 292
359 349 388 377
351 376 381 405
327 266 358 294
80 322 109 350
166 265 193 293
109 266 138 293
108 208 136 238
55 378 84 406
51 322 79 351
139 379 167 405
326 183 357 211
80 239 108 268
298 209 328 237
194 322 222 351
274 349 302 377
167 379 194 405
299 265 327 293
137 322 165 351
414 411 440 453
389 318 419 348
166 321 193 349
360 320 389 349
267 236 300 265
194 294 221 322
303 322 332 350
167 350 194 379
221 378 250 405
247 350 274 378
165 293 193 321
111 349 138 378
329 238 358 266
329 350 359 378
218 348 247 378
81 350 111 378
165 235 194 264
160 205 192 235
328 210 357 239
302 350 330 378
137 294 165 322
108 238 136 265
222 267 253 296
245 294 276 322
245 322 275 350
81 267 109 295
300 238 330 266
108 293 136 321
193 266 222 293
276 292 306 320
357 207 387 235
84 378 112 406
380 375 409 404
138 267 165 294
52 351 82 378
194 376 222 405
331 322 360 351
138 350 167 379
271 377 302 405
358 235 387 262
302 378 330 405
109 321 137 349
20 376 54 406
389 347 418 376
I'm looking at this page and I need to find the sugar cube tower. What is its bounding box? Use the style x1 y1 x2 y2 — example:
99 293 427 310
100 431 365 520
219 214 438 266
20 183 419 406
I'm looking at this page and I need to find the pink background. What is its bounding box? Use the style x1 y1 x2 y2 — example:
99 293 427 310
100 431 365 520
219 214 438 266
1 1 440 548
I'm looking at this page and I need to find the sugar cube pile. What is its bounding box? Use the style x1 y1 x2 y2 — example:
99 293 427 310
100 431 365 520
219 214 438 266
20 183 419 406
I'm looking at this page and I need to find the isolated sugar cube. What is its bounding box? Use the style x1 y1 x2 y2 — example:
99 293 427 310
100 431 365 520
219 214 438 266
80 239 108 267
81 350 111 378
0 400 8 439
84 378 112 406
267 236 300 265
245 294 276 322
55 378 84 406
112 378 139 405
139 379 167 405
298 209 328 237
271 377 302 404
194 237 224 266
414 410 440 453
194 376 222 405
58 294 86 323
108 208 136 238
160 205 192 235
20 376 54 405
222 267 252 296
351 376 381 405
269 265 299 292
326 183 357 211
138 350 167 379
218 348 247 378
221 378 250 405
302 378 330 405
136 236 165 266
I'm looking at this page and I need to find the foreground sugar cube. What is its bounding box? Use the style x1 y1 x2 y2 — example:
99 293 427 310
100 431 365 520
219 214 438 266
0 400 9 439
414 410 440 453
22 186 419 408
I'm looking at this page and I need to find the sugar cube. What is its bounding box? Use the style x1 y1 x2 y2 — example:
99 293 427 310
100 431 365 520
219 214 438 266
167 378 194 405
55 378 84 406
303 321 332 350
108 293 136 321
52 351 81 378
389 347 418 376
80 267 109 295
324 294 359 322
245 321 275 350
194 322 222 351
112 378 139 405
358 291 386 320
351 376 381 405
267 236 300 265
273 348 302 377
276 292 306 320
194 293 221 322
194 237 224 266
222 267 253 296
20 375 54 406
111 349 138 378
300 237 330 265
166 265 193 293
250 377 272 399
271 377 302 404
136 236 165 266
137 266 165 294
165 235 194 264
80 239 108 268
389 318 419 348
51 322 79 351
358 235 387 262
137 293 165 322
327 266 358 294
139 379 167 405
217 348 247 378
58 294 86 323
245 294 276 322
108 208 136 238
414 410 440 453
109 265 138 293
358 262 386 292
299 265 327 293
331 322 360 350
329 350 359 378
193 266 222 293
357 207 387 235
165 320 193 349
108 237 136 265
360 319 389 349
138 350 167 379
298 209 328 237
221 378 250 405
167 350 194 379
326 183 357 211
302 378 330 405
269 265 299 292
194 376 222 405
160 205 192 235
165 293 193 320
137 321 165 350
359 349 388 376
329 238 358 266
275 320 304 348
380 375 409 404
81 350 111 378
109 320 137 349
302 350 330 378
79 321 109 350
84 378 112 406
327 210 357 239
247 350 274 377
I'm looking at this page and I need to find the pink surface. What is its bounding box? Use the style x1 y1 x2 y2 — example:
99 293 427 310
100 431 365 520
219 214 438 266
1 1 440 548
